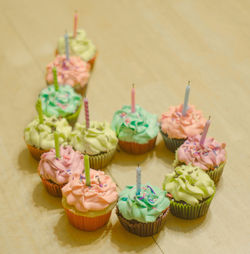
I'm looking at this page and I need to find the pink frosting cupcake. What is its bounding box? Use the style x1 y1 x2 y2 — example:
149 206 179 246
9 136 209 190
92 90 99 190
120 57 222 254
38 145 84 197
62 169 118 231
159 104 207 152
173 135 226 183
46 55 90 95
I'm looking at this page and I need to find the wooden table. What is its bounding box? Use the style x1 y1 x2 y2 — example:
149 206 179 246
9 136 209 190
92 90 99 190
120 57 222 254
0 0 249 253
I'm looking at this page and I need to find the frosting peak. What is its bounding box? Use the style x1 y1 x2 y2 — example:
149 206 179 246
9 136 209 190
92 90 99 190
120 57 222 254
38 145 84 185
46 55 90 88
175 135 226 170
62 169 118 212
111 105 159 144
159 104 206 139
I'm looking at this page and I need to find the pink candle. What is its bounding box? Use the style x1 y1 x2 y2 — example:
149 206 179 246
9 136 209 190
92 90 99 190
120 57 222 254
73 11 78 38
131 84 135 113
200 116 211 146
84 98 90 129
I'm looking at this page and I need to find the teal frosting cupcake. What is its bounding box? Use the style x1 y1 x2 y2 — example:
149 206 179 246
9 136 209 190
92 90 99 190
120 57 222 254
116 184 170 236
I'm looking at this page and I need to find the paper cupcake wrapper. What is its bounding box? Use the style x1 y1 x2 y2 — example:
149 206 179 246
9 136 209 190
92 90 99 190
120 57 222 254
40 177 65 197
116 207 169 237
65 102 82 127
160 129 186 153
118 136 157 155
170 194 214 219
64 207 111 231
26 143 49 161
88 148 116 170
207 162 225 184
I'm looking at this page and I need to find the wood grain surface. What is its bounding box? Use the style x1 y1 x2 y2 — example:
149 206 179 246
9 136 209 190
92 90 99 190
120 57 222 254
0 0 249 253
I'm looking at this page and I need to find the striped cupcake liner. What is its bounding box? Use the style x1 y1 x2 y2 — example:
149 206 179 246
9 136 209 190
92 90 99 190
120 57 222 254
160 129 186 153
118 136 157 155
116 207 169 237
40 177 66 197
207 163 225 184
26 143 49 161
170 194 214 219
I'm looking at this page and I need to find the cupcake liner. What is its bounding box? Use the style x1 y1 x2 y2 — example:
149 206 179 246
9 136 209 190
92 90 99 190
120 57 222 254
170 194 214 219
88 51 97 71
74 83 88 96
207 162 225 184
65 101 82 126
160 129 186 152
116 207 169 237
118 136 157 155
26 143 49 161
88 148 116 170
40 177 66 197
64 207 111 231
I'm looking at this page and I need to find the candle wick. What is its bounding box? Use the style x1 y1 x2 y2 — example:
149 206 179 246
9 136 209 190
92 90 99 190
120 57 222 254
132 83 135 88
188 80 191 86
209 116 211 120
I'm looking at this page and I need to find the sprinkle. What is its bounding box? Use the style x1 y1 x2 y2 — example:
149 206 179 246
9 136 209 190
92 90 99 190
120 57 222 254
147 185 155 194
120 112 127 118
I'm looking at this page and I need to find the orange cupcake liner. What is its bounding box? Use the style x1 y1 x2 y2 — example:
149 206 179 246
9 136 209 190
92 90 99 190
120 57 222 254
64 208 112 231
40 177 66 197
26 143 49 161
118 136 157 154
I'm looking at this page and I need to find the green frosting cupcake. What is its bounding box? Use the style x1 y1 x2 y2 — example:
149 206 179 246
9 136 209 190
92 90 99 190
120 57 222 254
24 116 72 150
39 85 82 118
69 121 118 155
163 165 215 206
117 184 170 223
111 105 159 144
57 29 96 62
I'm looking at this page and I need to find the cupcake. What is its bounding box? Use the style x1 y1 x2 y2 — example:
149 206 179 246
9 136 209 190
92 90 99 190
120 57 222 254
111 105 159 154
56 29 97 70
173 135 226 183
69 121 118 169
62 169 118 231
163 165 215 219
39 84 82 126
159 104 206 152
46 55 90 96
116 184 170 236
38 145 84 197
24 116 72 160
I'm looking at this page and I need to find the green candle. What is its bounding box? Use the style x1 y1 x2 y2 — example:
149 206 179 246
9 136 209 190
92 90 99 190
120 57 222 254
54 132 60 158
84 155 90 186
36 99 44 124
52 67 59 91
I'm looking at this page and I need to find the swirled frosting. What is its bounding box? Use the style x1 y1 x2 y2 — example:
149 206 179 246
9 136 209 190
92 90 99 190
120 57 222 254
46 55 90 89
57 29 96 62
24 116 72 150
39 85 82 117
62 169 118 212
163 165 215 205
159 104 206 139
38 145 84 185
174 135 226 170
70 121 118 155
117 185 170 223
111 105 159 144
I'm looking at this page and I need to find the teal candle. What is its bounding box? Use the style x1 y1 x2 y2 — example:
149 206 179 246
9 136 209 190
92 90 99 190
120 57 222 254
182 81 190 116
84 155 90 186
52 67 59 91
54 132 60 158
36 99 44 124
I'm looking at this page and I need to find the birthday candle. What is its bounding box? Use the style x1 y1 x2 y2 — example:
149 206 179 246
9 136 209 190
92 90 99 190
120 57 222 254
136 165 141 195
200 116 211 146
52 67 59 91
36 99 44 124
54 132 60 158
84 98 90 129
84 155 90 186
131 84 135 113
73 11 78 38
182 81 190 116
64 32 69 61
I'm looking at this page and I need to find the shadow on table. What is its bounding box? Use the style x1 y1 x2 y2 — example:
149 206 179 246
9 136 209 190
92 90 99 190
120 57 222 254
54 214 111 247
17 148 38 174
32 182 62 210
110 220 154 252
154 139 175 167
